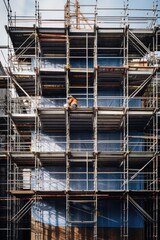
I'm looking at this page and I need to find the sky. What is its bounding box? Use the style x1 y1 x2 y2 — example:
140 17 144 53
0 0 159 65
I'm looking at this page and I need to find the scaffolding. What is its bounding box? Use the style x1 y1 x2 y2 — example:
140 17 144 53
0 0 160 239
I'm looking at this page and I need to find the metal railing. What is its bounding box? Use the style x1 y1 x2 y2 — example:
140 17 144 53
9 170 156 191
8 135 156 153
9 95 156 114
9 4 160 29
10 97 37 114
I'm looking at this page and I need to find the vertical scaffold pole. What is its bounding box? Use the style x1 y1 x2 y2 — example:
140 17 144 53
93 13 98 240
65 25 70 240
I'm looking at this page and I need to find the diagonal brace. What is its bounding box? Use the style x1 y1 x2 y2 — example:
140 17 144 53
129 196 154 222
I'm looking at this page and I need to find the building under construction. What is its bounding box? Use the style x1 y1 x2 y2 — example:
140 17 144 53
0 0 160 239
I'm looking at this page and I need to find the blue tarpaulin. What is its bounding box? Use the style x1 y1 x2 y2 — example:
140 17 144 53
31 166 144 191
32 199 144 228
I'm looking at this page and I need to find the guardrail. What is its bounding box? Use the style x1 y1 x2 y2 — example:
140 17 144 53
10 95 156 113
8 135 155 153
9 170 155 191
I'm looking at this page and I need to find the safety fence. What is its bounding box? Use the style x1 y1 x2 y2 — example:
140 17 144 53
9 169 155 191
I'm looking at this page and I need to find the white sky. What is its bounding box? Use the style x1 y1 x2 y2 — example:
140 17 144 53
0 0 159 65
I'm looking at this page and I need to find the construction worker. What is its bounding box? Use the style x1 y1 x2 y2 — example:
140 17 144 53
67 95 78 109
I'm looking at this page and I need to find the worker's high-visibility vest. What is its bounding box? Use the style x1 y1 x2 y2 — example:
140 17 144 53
68 97 78 106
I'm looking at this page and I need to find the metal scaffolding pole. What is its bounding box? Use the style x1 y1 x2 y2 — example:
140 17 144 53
123 25 129 240
7 3 13 237
65 111 70 240
93 25 98 240
66 26 70 240
34 4 42 238
153 55 159 239
93 195 97 240
122 193 129 240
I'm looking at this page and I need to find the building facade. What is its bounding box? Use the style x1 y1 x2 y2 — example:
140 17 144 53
1 0 160 239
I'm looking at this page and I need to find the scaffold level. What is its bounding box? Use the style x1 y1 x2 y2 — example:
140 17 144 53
0 0 160 240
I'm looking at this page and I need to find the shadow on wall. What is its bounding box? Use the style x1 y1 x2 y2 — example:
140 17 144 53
31 219 144 240
31 199 144 240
